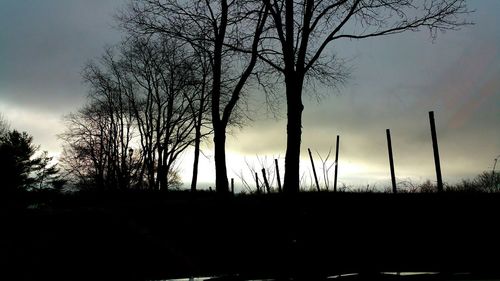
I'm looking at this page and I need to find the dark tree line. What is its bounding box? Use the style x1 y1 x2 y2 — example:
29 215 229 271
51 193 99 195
63 0 470 192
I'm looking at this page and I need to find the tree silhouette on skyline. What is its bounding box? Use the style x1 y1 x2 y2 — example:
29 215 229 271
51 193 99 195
119 0 270 193
256 0 471 192
0 129 60 192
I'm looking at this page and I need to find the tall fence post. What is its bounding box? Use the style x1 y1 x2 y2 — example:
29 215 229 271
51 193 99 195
275 159 282 193
262 168 270 193
231 178 234 195
255 172 260 194
308 148 321 192
386 129 397 193
334 135 340 193
493 157 499 188
429 111 444 192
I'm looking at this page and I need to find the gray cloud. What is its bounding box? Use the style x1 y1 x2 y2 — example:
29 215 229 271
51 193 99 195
0 0 123 111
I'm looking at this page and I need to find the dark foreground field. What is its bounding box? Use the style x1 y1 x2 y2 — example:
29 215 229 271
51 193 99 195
1 190 500 280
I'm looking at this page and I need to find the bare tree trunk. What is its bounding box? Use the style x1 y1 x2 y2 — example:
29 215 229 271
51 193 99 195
211 0 229 194
148 159 155 190
283 74 304 193
214 125 229 193
191 123 202 192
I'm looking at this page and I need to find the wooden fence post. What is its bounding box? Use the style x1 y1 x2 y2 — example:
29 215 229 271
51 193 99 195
255 172 260 194
429 111 444 192
493 157 499 188
334 135 340 192
275 159 282 193
386 129 397 193
308 148 321 191
262 168 270 193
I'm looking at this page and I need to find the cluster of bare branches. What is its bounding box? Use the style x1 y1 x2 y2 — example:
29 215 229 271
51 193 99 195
118 0 270 193
60 35 212 191
235 155 280 193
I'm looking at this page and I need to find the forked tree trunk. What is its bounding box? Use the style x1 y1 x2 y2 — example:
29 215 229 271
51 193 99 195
211 0 229 194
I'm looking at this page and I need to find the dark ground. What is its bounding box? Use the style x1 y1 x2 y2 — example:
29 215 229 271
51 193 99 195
1 190 500 280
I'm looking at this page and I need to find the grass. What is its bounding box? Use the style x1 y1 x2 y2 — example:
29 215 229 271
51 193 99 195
1 173 500 280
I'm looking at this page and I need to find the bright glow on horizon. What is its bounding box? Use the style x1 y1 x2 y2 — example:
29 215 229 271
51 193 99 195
177 148 436 191
1 96 492 190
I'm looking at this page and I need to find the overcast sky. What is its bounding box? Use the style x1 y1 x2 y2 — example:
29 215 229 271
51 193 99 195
1 0 499 190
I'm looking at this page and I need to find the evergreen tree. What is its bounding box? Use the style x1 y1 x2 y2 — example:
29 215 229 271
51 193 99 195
0 130 61 192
